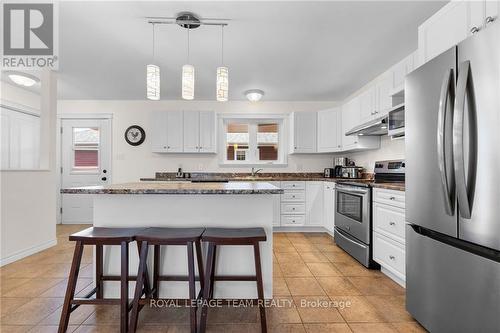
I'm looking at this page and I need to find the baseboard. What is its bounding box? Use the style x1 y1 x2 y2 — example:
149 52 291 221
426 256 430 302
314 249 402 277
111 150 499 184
273 226 329 233
381 266 406 288
0 239 57 267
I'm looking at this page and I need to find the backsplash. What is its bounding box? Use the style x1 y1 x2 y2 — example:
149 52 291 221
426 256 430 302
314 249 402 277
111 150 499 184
342 136 405 171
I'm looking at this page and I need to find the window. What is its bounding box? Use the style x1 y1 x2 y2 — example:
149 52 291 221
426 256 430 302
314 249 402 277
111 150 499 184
220 115 286 166
72 127 99 171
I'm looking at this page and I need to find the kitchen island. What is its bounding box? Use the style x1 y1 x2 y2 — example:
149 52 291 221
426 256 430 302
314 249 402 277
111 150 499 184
61 181 282 299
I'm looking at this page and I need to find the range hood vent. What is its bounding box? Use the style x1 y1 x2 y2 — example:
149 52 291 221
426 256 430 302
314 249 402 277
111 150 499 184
345 115 388 136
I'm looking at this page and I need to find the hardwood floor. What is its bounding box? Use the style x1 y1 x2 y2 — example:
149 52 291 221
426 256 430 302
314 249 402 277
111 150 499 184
0 225 426 332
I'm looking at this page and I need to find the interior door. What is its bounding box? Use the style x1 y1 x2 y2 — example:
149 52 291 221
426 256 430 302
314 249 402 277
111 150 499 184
456 22 500 251
61 118 111 224
405 46 457 237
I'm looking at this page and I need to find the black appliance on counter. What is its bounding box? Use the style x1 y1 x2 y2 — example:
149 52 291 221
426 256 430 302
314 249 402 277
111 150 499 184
334 159 405 268
324 168 335 178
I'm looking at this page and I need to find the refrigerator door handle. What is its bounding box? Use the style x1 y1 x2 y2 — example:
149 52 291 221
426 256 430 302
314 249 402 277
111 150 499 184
453 60 477 219
437 68 455 215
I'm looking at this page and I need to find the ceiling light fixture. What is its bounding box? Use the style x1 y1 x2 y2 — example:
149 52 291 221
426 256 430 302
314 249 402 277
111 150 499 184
245 89 264 102
216 25 228 102
182 24 195 100
7 71 40 87
146 23 160 100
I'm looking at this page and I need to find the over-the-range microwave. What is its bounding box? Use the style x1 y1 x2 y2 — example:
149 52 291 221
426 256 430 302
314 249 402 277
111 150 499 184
387 103 405 137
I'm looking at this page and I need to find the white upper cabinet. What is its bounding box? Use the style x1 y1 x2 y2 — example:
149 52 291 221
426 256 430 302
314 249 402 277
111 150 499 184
152 111 215 153
359 87 376 122
166 112 184 152
183 111 216 153
317 107 342 153
290 111 317 153
375 73 393 117
198 111 216 153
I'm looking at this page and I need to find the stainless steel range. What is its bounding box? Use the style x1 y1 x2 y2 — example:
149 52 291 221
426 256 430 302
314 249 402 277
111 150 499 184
334 160 405 268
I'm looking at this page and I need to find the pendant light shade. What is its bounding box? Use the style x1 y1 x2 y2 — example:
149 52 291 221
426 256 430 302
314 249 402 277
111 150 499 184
147 64 160 100
146 23 160 100
216 66 228 102
182 64 195 100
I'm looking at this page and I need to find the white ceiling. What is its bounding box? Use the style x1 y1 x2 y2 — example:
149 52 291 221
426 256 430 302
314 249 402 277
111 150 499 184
58 1 447 101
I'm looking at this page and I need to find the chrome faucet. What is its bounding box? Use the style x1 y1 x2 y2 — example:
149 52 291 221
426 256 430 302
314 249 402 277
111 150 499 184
251 167 263 177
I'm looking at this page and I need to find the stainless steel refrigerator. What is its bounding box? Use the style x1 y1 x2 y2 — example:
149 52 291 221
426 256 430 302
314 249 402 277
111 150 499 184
406 22 500 333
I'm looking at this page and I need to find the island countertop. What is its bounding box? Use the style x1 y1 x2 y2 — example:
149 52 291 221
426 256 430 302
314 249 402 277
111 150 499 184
60 181 283 195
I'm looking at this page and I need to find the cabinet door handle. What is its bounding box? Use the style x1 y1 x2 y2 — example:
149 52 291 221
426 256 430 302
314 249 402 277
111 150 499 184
389 222 396 226
101 177 107 181
470 26 480 34
486 16 495 24
389 255 396 260
389 196 396 200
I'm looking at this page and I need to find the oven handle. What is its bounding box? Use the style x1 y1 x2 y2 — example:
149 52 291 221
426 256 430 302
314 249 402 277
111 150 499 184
335 227 367 248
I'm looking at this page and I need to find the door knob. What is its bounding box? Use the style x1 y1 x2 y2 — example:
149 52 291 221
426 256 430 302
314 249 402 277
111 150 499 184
101 177 107 181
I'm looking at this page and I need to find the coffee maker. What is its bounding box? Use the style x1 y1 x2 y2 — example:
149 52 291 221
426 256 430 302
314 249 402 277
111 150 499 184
334 157 348 178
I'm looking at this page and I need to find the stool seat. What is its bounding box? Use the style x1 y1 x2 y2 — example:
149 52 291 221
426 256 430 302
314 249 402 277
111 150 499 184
135 227 205 244
201 227 266 244
69 227 145 244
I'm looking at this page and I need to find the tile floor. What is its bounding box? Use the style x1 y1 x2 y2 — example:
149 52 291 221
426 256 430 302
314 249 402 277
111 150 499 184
0 225 427 332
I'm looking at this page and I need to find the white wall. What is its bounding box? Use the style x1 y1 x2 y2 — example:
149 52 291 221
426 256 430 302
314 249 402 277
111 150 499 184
1 81 41 111
342 136 405 171
58 100 339 183
0 72 58 266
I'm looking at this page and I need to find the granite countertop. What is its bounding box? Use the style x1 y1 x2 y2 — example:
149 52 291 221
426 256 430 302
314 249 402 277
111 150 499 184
60 181 284 195
139 172 405 191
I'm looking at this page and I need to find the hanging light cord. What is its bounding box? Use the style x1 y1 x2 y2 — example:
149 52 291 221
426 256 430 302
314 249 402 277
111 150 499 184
221 25 224 65
187 27 190 64
152 23 156 62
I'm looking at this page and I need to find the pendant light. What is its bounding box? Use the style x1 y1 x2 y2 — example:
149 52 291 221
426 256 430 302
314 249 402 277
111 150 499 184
182 27 195 100
216 25 228 102
146 23 160 100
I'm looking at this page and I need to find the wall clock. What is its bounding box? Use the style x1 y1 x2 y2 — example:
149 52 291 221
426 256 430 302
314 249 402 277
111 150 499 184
124 125 145 146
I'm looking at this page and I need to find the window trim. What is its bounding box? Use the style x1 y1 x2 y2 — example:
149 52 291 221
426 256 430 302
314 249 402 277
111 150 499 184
218 114 288 167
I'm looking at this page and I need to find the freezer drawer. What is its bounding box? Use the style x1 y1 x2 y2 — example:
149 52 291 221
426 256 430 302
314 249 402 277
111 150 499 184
334 227 370 267
406 225 500 333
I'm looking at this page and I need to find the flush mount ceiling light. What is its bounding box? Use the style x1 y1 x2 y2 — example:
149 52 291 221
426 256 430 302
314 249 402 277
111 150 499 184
146 23 160 100
244 89 265 102
7 71 40 87
145 12 230 101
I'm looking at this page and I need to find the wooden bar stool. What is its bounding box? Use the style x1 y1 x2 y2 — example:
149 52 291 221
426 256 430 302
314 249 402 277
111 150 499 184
129 227 205 333
58 227 147 333
199 227 267 333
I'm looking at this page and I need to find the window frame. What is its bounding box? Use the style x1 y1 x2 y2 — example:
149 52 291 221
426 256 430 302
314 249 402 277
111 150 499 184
218 114 288 167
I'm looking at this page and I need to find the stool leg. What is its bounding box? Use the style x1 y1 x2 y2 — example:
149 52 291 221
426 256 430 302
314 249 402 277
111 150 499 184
200 242 215 333
195 240 204 299
209 245 217 299
130 241 149 333
153 245 160 299
253 243 267 333
187 241 197 333
136 241 151 297
58 241 84 333
120 241 129 333
95 244 103 299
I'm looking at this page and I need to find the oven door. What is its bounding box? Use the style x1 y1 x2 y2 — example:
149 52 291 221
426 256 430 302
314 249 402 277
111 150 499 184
335 185 371 244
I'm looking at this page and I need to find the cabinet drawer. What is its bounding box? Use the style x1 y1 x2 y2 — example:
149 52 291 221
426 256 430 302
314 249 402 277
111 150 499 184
373 203 405 244
281 203 305 215
281 181 306 190
373 232 405 279
281 190 305 202
281 215 305 226
373 188 405 208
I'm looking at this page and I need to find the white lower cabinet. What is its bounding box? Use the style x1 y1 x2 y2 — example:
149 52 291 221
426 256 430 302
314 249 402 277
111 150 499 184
372 188 406 286
323 182 335 233
305 182 324 226
268 181 281 227
280 181 306 226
